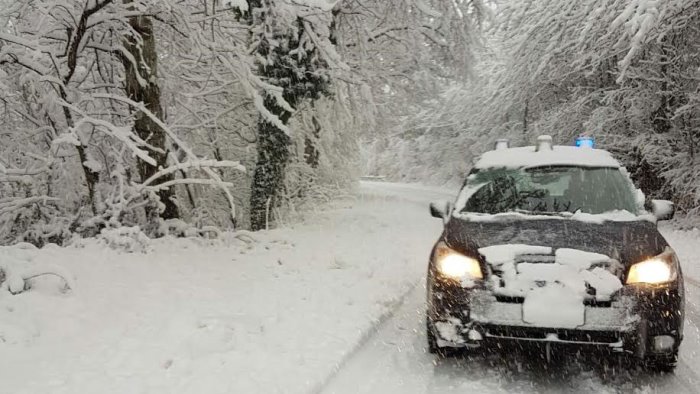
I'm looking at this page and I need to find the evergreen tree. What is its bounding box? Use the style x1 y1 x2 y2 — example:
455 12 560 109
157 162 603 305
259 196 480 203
246 0 333 230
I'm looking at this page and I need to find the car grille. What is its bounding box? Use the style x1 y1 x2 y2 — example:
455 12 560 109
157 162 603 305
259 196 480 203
484 326 624 346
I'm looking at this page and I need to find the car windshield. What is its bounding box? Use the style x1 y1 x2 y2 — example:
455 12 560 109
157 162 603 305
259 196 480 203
460 166 639 215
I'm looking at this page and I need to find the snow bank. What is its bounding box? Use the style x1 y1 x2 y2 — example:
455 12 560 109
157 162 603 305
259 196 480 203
0 192 442 394
96 226 151 253
0 244 75 295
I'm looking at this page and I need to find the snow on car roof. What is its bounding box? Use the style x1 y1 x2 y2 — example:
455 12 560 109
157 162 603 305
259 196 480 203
474 146 621 169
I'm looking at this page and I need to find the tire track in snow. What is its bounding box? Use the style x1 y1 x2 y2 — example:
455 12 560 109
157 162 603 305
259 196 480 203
687 289 700 318
673 362 700 394
675 336 700 394
675 277 700 394
310 281 423 394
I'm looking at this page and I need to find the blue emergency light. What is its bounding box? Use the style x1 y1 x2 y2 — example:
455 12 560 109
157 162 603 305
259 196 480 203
575 136 595 148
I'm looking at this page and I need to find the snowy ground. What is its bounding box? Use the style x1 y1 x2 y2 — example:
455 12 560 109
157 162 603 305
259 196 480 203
1 181 699 393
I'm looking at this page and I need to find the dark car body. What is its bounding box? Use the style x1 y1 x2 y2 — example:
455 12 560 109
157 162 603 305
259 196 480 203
426 143 685 370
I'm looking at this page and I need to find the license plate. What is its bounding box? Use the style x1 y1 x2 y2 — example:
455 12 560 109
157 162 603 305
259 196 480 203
522 285 584 328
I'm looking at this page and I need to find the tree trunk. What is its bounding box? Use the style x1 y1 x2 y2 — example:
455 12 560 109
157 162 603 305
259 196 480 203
76 144 100 213
121 15 179 221
250 97 292 230
304 114 321 168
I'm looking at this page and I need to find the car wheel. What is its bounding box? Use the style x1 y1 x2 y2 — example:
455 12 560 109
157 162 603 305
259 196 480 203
644 350 678 373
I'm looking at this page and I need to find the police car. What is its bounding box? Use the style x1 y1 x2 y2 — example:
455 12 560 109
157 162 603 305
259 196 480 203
426 135 685 370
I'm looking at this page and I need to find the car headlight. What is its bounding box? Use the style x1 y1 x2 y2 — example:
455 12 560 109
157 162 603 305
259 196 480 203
626 250 678 285
434 242 483 280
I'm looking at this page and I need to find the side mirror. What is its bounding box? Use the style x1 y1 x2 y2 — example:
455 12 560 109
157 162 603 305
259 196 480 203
650 199 675 221
430 200 453 223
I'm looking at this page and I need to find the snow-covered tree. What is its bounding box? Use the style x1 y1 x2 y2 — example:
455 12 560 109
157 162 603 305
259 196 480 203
244 0 340 230
0 0 500 243
0 0 248 244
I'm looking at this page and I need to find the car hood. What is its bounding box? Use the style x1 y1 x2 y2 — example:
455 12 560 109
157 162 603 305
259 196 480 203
443 217 668 268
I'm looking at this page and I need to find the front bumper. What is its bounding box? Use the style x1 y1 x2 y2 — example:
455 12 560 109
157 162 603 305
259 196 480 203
428 282 684 357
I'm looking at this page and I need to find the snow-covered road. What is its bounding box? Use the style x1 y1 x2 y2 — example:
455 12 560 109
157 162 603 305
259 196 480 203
322 182 700 394
0 181 698 393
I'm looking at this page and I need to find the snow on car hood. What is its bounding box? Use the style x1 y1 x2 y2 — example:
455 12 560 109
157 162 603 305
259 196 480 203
476 244 623 328
478 245 622 299
443 217 668 269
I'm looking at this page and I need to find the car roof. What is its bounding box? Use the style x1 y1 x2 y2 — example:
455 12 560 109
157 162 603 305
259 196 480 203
473 146 621 170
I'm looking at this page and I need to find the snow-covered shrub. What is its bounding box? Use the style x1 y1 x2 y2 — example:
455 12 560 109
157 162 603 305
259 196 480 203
157 219 221 239
0 245 74 295
97 227 151 254
157 219 197 238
